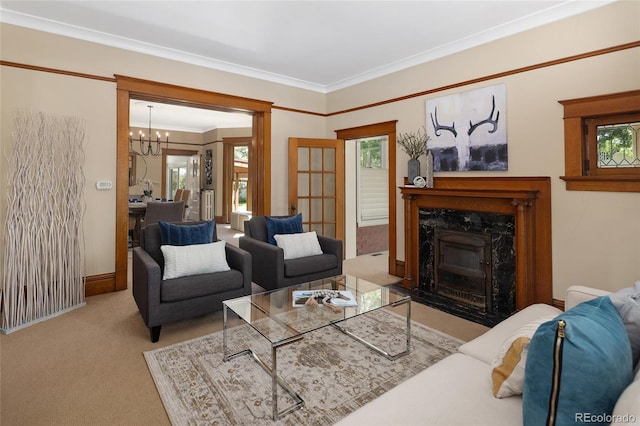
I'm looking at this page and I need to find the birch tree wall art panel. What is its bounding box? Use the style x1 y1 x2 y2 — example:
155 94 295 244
1 109 86 333
426 84 507 171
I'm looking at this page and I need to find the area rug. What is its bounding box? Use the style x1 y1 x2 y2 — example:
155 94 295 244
144 309 463 425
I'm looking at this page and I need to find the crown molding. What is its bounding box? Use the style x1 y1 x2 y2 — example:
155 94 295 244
1 1 616 94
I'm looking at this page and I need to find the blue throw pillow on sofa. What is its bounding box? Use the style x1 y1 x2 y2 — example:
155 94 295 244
159 221 215 246
265 214 303 245
523 296 633 426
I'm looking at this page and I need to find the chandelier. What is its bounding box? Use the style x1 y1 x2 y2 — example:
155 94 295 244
129 105 169 157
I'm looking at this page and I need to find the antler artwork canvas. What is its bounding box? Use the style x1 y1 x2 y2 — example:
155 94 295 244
426 84 507 171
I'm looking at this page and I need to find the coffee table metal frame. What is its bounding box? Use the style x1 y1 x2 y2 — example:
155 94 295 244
222 275 411 420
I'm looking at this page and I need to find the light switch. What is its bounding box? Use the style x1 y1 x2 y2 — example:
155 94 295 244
96 180 113 190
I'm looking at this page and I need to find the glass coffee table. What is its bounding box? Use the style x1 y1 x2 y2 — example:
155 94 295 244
222 274 411 420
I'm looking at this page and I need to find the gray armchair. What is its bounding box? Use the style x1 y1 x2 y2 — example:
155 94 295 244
133 221 251 342
239 216 342 291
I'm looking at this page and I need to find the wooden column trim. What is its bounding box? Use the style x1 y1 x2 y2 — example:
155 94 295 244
401 192 417 289
513 199 534 310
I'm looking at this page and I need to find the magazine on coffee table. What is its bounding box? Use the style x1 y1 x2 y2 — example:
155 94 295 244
292 290 358 308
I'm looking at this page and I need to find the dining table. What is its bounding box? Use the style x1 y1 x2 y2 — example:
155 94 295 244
128 201 148 247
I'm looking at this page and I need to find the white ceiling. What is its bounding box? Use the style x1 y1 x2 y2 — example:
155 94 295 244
129 100 253 133
1 0 614 131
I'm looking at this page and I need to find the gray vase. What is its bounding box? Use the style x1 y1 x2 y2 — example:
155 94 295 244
408 158 420 184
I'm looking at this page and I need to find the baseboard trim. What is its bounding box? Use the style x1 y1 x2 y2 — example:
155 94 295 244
394 259 405 278
86 272 117 297
552 298 565 311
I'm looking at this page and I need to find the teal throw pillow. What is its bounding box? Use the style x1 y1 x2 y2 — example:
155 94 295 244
523 296 633 426
159 221 215 246
265 214 303 245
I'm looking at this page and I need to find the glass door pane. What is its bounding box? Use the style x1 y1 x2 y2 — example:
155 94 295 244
290 139 343 240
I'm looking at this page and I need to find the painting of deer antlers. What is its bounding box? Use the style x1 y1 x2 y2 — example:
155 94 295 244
426 84 507 171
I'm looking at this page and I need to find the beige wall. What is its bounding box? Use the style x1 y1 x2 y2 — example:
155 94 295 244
326 1 640 298
1 66 117 275
0 22 324 278
1 0 639 299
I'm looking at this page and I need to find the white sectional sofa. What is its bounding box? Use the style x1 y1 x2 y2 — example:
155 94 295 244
336 285 640 425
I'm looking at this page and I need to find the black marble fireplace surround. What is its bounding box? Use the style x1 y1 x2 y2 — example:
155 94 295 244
416 208 516 327
399 177 553 327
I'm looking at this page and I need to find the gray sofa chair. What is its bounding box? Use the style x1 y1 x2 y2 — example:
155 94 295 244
133 221 251 342
239 216 342 291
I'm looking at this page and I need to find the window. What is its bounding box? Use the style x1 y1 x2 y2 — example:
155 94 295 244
586 115 640 175
559 90 640 192
233 145 249 211
359 137 386 168
168 165 186 196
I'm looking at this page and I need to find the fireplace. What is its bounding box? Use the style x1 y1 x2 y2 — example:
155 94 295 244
434 229 492 311
419 209 516 325
400 177 552 326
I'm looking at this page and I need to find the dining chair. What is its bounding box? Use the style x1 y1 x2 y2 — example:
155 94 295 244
181 189 191 206
180 190 191 220
143 201 185 226
173 188 183 203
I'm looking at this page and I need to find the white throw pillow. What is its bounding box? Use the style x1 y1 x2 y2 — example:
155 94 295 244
274 231 323 260
491 315 556 398
161 240 230 280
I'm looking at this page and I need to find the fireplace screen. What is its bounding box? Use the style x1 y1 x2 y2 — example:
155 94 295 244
434 229 492 311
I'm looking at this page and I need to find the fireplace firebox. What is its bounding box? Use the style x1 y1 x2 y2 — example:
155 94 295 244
418 209 515 326
434 229 492 312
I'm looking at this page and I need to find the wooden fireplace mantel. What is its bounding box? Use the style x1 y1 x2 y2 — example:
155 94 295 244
401 176 552 310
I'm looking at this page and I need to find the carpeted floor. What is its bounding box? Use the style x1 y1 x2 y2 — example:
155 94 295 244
144 309 462 425
217 223 243 247
0 225 487 425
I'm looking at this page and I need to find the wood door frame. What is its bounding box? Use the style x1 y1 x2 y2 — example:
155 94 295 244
115 75 272 291
335 121 398 277
222 137 251 224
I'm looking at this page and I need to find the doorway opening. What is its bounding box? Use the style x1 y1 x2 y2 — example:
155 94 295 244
232 145 249 213
354 136 389 256
223 137 252 227
165 151 200 221
167 159 187 197
115 75 272 293
337 121 397 278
